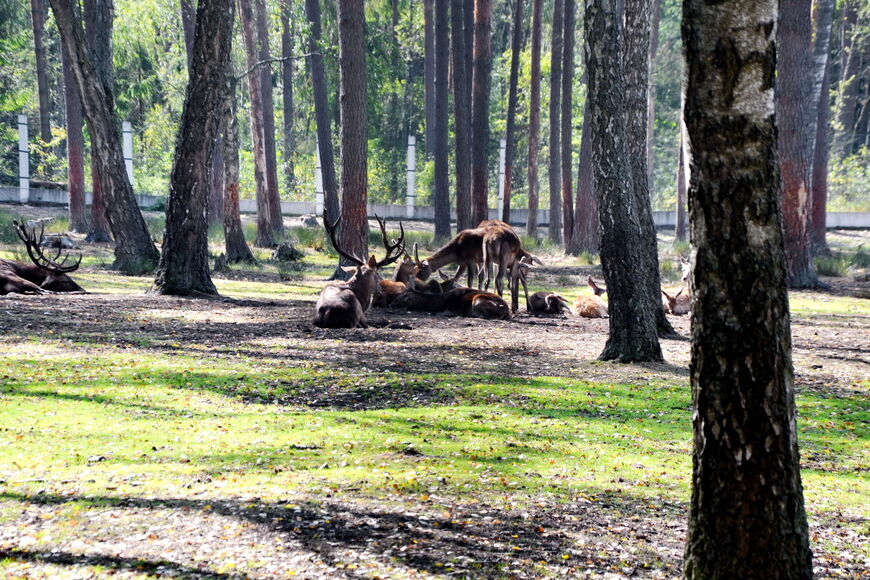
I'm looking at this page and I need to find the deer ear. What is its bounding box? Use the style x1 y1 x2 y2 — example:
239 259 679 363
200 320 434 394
368 255 378 267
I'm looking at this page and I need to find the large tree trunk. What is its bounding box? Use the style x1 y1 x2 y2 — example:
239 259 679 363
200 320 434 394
256 0 283 236
646 0 660 198
526 0 543 237
547 0 563 243
281 0 295 192
239 0 274 248
560 0 575 247
61 43 87 233
51 0 160 273
30 0 53 145
452 0 473 230
501 0 524 224
433 0 451 240
222 80 257 264
777 0 818 288
682 0 813 576
471 0 492 226
424 0 435 155
585 0 662 363
180 0 195 65
623 0 675 336
568 95 597 254
336 0 368 274
811 0 834 254
305 0 339 225
154 0 233 296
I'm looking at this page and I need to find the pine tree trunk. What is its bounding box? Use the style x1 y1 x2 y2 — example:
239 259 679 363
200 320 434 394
433 0 451 240
646 0 660 197
675 128 688 243
682 0 813 575
222 79 257 264
548 0 563 243
255 0 283 235
424 0 435 155
560 0 575 247
585 0 662 363
281 0 295 192
61 43 87 233
471 0 492 226
777 0 818 288
502 0 524 224
452 0 473 230
811 0 834 254
30 0 53 145
155 0 233 296
835 0 860 156
568 95 598 254
526 0 543 237
52 0 160 273
305 0 339 224
239 0 274 248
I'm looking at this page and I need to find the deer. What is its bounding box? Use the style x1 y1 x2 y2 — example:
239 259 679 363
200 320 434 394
572 276 608 318
389 271 461 312
480 221 542 312
0 220 84 295
441 287 512 320
528 291 570 314
371 253 418 308
661 288 692 315
312 214 404 328
415 228 486 288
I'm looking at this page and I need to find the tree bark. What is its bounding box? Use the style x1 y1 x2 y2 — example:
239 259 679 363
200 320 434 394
526 0 543 237
502 0 524 224
433 0 451 240
560 0 575 247
180 0 195 66
256 0 283 235
623 0 675 336
585 0 662 363
30 0 53 145
222 79 257 264
239 0 274 248
305 0 339 225
777 0 818 288
568 94 598 254
281 0 295 192
811 0 834 254
51 0 160 273
61 42 87 233
646 0 660 198
336 0 368 273
424 0 435 155
682 0 813 576
471 0 492 226
154 0 233 296
452 0 473 230
548 0 563 243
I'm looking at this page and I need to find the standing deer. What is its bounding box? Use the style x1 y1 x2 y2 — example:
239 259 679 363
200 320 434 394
312 214 404 328
0 220 84 295
415 229 486 288
480 221 542 312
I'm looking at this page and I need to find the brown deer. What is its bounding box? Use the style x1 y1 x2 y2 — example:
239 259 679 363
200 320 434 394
389 272 460 312
572 276 608 318
371 253 418 308
416 229 486 288
312 214 404 328
528 291 570 314
442 287 512 320
661 288 692 315
480 222 542 312
0 220 84 295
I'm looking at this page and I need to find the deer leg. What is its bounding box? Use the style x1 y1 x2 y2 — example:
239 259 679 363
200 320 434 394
495 260 506 297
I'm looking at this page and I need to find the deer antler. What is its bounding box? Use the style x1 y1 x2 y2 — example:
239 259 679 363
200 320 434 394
13 220 82 274
322 210 365 266
374 215 405 268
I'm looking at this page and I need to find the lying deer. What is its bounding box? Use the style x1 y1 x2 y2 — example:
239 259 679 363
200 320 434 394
661 288 692 315
371 253 418 308
0 220 84 295
573 276 608 318
528 291 570 315
389 272 460 312
312 214 404 328
442 287 512 320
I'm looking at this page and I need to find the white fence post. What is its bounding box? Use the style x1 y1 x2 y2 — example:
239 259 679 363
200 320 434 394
18 114 29 203
406 135 416 219
122 121 134 185
315 138 324 214
497 137 506 220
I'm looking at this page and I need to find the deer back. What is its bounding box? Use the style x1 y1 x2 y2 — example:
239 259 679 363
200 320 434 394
573 295 608 318
313 284 367 328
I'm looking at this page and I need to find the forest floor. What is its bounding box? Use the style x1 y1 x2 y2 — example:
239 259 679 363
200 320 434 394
0 204 868 579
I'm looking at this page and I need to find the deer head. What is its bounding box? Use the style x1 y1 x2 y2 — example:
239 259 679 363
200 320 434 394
9 219 84 292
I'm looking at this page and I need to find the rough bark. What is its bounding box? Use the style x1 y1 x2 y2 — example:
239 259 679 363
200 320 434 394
239 0 274 248
31 0 53 144
526 0 543 237
180 0 195 65
433 0 451 240
646 0 660 197
682 0 813 576
281 0 295 191
452 0 473 230
502 0 524 224
811 0 834 253
222 79 257 264
585 0 662 363
61 43 87 233
255 0 283 235
154 0 233 296
777 0 818 288
548 0 564 243
623 0 675 336
560 0 575 247
51 0 160 273
568 95 598 254
305 0 339 224
424 0 435 155
471 0 493 226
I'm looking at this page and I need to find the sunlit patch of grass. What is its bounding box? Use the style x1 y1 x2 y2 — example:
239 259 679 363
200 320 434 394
789 293 870 317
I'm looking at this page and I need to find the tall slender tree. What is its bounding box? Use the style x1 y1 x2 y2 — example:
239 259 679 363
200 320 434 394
811 0 835 254
835 0 861 155
61 43 86 232
222 75 257 264
501 0 524 223
281 0 295 191
645 0 660 196
452 0 473 230
256 0 283 235
569 94 598 254
471 0 493 226
526 0 543 237
30 0 52 145
423 0 435 155
584 0 662 362
155 0 234 295
547 0 564 243
433 0 451 239
682 0 813 575
560 0 575 246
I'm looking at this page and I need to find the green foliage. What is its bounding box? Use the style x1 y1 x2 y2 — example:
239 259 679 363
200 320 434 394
815 253 850 277
828 147 870 212
0 207 23 243
851 246 870 269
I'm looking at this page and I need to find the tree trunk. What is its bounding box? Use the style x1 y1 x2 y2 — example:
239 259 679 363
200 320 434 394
548 0 563 243
180 0 195 66
52 0 160 273
585 0 662 363
501 0 524 224
569 94 598 254
281 0 295 192
811 0 834 254
560 0 575 247
646 0 660 197
61 42 87 233
675 127 688 243
433 0 451 240
30 0 53 145
305 0 339 225
452 0 473 230
424 0 435 155
155 0 233 296
336 0 368 273
526 0 543 237
777 0 818 288
623 0 675 336
239 0 274 248
682 0 813 575
222 79 257 264
835 0 860 156
256 0 283 236
471 0 492 226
